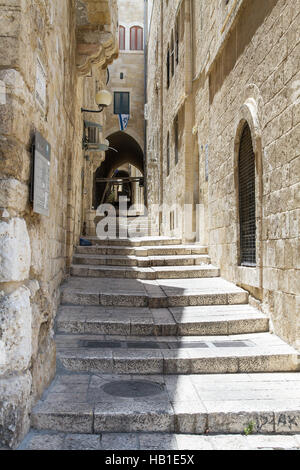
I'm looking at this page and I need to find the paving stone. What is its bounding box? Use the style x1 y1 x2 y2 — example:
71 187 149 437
25 238 300 444
94 401 175 433
101 433 139 450
21 432 65 450
32 402 93 433
139 433 178 450
64 434 101 450
175 435 214 450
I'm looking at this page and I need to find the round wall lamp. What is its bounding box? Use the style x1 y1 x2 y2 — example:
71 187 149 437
81 90 112 113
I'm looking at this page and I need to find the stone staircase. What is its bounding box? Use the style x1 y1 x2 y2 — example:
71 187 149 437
22 236 300 449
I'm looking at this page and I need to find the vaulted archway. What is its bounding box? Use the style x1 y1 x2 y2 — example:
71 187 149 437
93 131 144 207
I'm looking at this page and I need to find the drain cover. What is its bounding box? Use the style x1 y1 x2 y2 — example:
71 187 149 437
127 342 160 349
101 380 164 398
80 341 121 348
213 341 250 348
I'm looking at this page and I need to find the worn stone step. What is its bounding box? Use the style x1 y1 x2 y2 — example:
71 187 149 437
60 277 249 307
19 430 300 450
76 244 208 256
31 372 300 435
73 254 211 267
83 237 182 247
70 264 219 280
55 333 299 375
56 305 269 336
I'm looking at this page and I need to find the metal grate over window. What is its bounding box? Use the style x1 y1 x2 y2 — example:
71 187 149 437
238 123 256 266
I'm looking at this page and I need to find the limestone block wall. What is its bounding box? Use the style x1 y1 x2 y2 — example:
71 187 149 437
147 0 189 238
105 0 145 156
147 0 299 349
105 51 145 149
146 0 162 234
0 0 118 447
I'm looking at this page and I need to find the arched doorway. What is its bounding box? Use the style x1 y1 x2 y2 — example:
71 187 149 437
93 131 144 208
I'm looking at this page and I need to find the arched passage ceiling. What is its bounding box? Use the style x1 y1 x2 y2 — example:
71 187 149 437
94 132 144 207
96 131 144 179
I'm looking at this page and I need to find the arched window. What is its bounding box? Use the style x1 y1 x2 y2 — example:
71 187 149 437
130 26 143 50
119 25 125 50
238 122 256 266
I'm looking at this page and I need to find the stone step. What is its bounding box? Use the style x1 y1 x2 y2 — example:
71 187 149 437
56 305 269 336
60 277 249 307
19 430 300 450
73 253 211 267
55 333 299 375
70 264 219 280
31 372 300 435
76 244 208 257
83 236 182 247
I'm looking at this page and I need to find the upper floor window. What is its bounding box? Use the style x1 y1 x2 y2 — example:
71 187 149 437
119 26 125 50
130 26 143 51
167 132 170 176
174 115 179 165
166 46 170 89
114 92 130 115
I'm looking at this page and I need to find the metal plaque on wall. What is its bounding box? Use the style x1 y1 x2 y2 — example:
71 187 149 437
33 131 51 216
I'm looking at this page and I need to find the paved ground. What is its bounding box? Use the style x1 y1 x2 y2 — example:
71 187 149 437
18 431 300 450
28 372 300 436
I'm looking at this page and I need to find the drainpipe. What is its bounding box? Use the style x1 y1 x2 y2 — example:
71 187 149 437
144 0 148 209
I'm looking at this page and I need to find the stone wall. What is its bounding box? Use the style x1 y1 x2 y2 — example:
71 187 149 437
105 0 145 158
0 0 118 448
147 0 299 348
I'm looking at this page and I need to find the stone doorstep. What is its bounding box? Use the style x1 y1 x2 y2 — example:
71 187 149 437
55 304 269 336
18 431 300 450
72 254 212 267
70 264 220 280
61 284 249 307
57 350 299 375
85 237 182 247
76 244 208 256
61 292 249 308
55 332 299 375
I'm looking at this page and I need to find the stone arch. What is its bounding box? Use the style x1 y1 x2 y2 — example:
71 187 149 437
233 93 263 290
105 127 144 151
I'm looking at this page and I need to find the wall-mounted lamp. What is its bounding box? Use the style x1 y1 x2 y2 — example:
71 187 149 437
81 90 112 113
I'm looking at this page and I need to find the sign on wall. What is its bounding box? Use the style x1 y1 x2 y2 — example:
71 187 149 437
32 132 51 216
35 56 47 112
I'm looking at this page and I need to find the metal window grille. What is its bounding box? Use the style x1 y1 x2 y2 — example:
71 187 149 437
174 115 179 165
238 123 256 266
